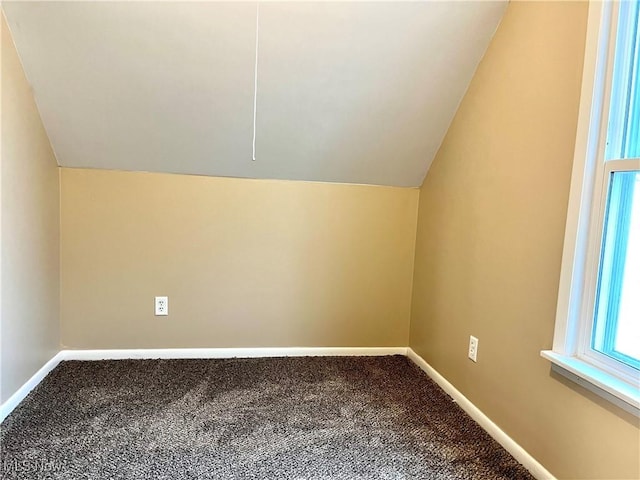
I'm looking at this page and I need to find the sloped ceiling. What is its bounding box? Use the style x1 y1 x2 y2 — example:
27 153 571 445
3 1 506 187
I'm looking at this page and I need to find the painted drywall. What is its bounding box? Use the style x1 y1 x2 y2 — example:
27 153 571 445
0 14 60 404
61 168 418 349
409 2 640 479
2 1 507 187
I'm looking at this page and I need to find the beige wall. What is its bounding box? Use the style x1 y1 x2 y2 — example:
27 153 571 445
61 168 418 349
410 2 640 479
0 15 60 404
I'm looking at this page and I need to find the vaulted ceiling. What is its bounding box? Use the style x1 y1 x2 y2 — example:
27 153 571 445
3 1 506 187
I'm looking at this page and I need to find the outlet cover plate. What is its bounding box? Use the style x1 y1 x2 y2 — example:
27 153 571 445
155 296 168 316
468 335 478 362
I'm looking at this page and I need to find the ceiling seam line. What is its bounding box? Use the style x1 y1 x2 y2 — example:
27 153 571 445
252 2 260 162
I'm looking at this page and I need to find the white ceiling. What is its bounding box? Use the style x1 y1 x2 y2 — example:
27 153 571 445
3 1 506 187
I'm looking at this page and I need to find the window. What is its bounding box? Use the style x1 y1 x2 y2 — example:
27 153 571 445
542 1 639 416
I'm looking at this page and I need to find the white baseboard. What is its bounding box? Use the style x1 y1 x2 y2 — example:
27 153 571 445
0 351 66 423
406 348 555 480
60 346 408 361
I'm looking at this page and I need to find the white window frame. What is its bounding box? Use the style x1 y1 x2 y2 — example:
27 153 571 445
541 0 640 416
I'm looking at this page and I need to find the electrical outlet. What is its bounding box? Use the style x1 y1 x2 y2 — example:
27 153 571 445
468 335 478 362
155 296 168 316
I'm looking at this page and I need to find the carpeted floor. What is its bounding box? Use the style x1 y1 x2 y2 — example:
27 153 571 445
0 356 534 479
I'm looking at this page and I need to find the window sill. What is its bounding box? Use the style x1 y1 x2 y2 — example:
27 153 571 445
540 350 640 417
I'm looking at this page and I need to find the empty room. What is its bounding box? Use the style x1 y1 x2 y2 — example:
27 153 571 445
0 0 639 479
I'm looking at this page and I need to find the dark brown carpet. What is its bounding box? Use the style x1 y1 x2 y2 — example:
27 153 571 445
0 356 534 479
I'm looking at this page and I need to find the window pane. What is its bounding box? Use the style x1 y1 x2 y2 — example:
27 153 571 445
605 1 639 160
592 171 640 368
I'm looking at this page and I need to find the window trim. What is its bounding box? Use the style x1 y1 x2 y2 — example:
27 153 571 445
541 0 640 416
